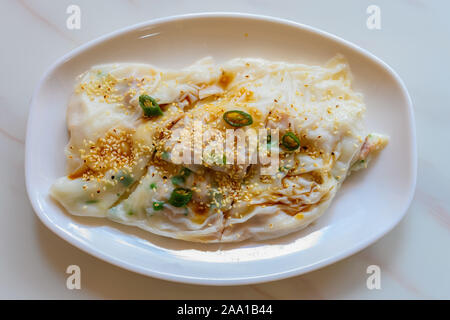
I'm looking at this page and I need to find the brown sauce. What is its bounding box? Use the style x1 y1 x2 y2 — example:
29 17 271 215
68 165 90 180
218 71 235 89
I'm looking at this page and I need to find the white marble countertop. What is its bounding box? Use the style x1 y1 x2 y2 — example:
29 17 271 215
1 0 449 299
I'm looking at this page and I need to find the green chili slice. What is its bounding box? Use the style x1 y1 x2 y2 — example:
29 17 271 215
139 95 163 117
152 201 164 211
281 132 300 151
223 110 253 127
168 187 193 207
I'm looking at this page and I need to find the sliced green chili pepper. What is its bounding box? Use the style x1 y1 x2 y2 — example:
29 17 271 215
223 110 253 127
281 132 300 151
139 95 163 117
152 201 164 211
168 187 193 207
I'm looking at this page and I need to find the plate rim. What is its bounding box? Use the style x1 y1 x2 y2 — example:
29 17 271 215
25 12 417 285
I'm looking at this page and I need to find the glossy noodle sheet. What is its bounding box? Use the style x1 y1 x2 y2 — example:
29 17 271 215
50 56 388 242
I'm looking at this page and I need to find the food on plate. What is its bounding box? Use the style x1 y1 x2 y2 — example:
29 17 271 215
50 56 388 242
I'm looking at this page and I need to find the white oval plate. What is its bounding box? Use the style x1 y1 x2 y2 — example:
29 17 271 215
26 13 416 285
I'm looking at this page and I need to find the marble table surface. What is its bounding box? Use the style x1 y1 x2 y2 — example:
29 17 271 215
1 0 449 299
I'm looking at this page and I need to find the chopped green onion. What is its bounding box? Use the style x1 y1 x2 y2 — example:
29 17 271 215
117 173 133 187
150 183 157 190
168 187 193 207
161 151 170 160
171 167 192 186
210 190 223 209
278 166 290 172
179 167 191 178
85 200 98 204
152 201 164 211
223 110 253 127
139 95 163 117
171 175 185 186
281 132 300 151
127 210 134 216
